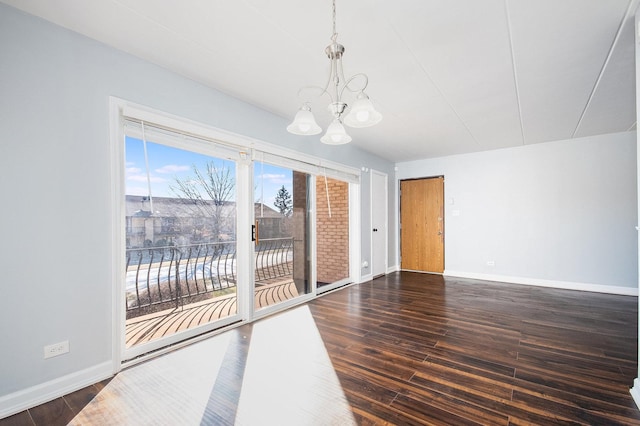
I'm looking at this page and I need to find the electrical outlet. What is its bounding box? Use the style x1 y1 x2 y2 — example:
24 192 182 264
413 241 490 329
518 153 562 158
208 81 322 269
44 341 69 359
486 260 495 267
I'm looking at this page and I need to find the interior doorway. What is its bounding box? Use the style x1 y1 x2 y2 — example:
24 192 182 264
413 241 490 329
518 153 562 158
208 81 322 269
400 176 444 273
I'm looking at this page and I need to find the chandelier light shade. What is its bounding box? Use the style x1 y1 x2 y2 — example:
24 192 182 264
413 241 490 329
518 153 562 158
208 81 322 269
320 119 352 145
287 0 382 144
343 92 383 128
286 104 322 135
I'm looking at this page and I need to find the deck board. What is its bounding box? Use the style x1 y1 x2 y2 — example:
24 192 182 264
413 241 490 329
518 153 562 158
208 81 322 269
125 280 298 347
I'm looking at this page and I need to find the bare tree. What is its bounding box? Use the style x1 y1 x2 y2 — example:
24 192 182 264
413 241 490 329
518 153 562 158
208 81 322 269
170 161 235 242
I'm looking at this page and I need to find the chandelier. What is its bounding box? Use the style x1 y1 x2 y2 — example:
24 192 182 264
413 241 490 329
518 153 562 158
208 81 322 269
286 0 382 145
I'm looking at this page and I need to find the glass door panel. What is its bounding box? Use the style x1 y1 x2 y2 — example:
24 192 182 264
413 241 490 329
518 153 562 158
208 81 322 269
254 163 311 311
316 176 351 293
124 136 241 356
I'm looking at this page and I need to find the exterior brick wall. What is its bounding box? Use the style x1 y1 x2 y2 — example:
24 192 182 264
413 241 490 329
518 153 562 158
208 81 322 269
316 177 350 283
292 171 309 294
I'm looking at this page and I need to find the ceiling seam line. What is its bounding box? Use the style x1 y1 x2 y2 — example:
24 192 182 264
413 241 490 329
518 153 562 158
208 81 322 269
110 0 221 56
504 0 526 146
571 0 638 138
387 24 481 146
240 0 308 50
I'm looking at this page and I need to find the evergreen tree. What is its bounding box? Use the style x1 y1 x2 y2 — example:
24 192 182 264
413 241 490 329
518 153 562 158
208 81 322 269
274 185 293 217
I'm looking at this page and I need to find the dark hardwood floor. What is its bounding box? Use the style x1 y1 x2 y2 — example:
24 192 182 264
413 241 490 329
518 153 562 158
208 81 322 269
311 273 640 425
2 272 638 425
0 379 113 426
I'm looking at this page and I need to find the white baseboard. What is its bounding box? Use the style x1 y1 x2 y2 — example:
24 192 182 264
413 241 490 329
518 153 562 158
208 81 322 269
0 361 113 419
359 266 399 282
631 378 640 408
359 273 373 283
444 270 638 296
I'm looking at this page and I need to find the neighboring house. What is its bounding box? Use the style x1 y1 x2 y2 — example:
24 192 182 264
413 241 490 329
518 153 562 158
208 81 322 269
125 195 285 248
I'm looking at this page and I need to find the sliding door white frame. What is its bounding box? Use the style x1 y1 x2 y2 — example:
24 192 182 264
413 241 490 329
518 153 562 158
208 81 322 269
109 97 361 370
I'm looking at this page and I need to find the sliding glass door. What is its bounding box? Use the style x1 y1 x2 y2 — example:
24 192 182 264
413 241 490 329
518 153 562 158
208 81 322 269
316 176 351 293
116 101 359 363
122 125 244 360
253 162 312 314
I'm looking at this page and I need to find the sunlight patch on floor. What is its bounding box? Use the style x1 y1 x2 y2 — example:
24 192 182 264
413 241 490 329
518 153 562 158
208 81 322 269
235 306 355 425
69 305 353 425
69 333 232 425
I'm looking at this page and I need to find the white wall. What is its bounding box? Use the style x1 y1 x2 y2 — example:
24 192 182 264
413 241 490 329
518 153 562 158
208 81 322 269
0 3 395 411
631 7 640 401
396 132 638 293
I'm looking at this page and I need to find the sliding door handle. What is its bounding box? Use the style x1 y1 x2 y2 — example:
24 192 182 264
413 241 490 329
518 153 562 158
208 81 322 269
252 221 259 245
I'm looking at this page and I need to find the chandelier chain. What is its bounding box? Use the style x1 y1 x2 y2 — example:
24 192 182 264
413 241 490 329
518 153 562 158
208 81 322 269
332 0 337 38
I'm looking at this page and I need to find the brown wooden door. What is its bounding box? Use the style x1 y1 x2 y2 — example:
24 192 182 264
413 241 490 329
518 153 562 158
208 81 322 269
400 177 444 273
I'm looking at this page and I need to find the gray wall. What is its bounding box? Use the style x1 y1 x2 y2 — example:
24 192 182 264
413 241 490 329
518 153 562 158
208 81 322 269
634 8 640 385
0 3 395 400
396 132 638 290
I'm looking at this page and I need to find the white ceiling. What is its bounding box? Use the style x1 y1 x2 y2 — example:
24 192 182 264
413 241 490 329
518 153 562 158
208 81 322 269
3 0 637 162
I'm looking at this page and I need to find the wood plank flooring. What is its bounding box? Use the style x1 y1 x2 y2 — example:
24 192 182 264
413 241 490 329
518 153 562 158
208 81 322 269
2 272 638 425
311 273 639 425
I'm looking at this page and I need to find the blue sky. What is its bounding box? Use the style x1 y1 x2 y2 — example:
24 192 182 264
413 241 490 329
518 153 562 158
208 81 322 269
125 136 292 208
